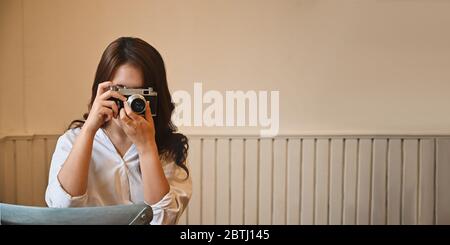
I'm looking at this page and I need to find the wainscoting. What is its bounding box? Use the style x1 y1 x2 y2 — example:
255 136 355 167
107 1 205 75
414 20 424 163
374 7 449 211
1 134 450 225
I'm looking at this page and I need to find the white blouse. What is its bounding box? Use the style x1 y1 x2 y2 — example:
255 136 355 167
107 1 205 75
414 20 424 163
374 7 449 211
45 127 192 225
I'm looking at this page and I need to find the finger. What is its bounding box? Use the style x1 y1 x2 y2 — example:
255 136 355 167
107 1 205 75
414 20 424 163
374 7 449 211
144 101 152 121
124 101 141 121
111 102 119 118
100 107 114 122
101 100 119 118
96 81 113 97
119 108 132 124
99 90 127 102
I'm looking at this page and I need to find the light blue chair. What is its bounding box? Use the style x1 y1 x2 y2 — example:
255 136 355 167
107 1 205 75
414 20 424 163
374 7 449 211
0 203 152 225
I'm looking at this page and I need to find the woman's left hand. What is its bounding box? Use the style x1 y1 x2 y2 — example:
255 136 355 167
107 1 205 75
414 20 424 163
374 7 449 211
118 101 157 154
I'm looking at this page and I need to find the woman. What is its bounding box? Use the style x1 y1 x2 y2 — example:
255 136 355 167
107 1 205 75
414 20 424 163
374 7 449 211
45 37 191 225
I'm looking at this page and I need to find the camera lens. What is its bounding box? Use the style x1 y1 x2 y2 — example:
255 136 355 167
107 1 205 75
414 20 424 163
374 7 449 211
127 94 147 115
130 98 146 114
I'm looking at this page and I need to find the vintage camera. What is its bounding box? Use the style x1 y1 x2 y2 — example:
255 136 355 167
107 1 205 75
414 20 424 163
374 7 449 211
109 85 157 116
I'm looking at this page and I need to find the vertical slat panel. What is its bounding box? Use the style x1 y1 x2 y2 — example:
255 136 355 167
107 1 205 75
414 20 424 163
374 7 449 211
0 140 4 202
32 138 47 206
418 139 435 225
272 139 287 225
387 139 402 225
357 139 372 225
244 139 258 224
329 139 344 225
402 139 419 225
3 134 450 225
258 139 272 224
216 138 230 224
315 139 329 225
187 138 201 224
202 139 216 225
16 139 33 205
3 140 16 204
343 139 358 225
436 139 450 225
301 139 315 225
286 139 301 225
230 139 244 225
371 139 388 225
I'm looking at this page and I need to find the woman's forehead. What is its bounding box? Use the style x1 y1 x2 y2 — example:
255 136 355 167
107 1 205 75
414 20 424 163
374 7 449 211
111 64 144 88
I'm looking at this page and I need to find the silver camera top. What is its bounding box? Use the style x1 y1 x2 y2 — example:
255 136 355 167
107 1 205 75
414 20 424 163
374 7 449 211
109 85 157 96
109 84 157 116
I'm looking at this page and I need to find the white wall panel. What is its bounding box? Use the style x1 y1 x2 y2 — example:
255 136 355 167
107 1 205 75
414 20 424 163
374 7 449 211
0 135 448 225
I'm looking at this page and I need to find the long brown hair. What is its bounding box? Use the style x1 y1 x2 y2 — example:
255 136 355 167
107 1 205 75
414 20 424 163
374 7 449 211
69 37 189 175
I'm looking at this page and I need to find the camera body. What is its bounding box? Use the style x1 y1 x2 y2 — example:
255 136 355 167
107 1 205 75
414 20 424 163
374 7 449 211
109 85 157 116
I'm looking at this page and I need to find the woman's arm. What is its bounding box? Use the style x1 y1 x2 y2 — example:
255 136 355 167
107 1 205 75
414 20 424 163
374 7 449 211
119 101 170 204
149 161 192 225
138 141 170 205
56 126 96 196
57 81 126 197
119 101 191 223
45 128 90 207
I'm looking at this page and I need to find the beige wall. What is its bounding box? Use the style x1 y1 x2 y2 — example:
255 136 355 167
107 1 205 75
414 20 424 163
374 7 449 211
2 0 450 137
0 0 25 136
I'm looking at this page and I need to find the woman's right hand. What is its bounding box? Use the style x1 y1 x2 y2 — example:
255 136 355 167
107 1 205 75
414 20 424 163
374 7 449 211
83 81 127 133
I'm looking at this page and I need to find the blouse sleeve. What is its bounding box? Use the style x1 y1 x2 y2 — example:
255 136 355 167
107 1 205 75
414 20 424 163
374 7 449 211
148 161 192 225
45 129 89 208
